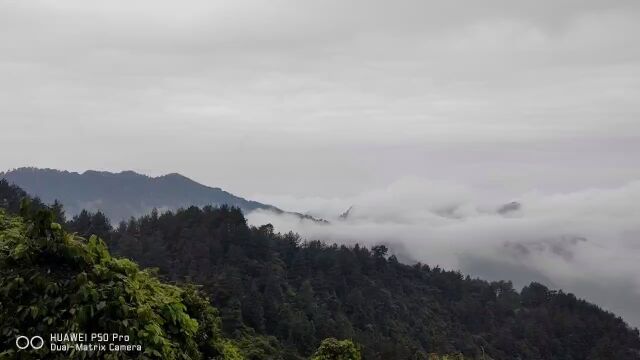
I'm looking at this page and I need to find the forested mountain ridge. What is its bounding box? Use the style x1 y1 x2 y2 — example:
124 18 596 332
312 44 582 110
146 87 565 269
0 167 323 223
1 179 639 359
103 208 640 359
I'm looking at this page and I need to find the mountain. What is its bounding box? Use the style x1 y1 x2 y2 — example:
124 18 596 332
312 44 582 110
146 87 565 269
496 201 521 215
0 167 321 223
2 179 640 359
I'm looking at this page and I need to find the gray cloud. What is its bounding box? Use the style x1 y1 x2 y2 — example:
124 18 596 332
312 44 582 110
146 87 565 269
247 179 640 327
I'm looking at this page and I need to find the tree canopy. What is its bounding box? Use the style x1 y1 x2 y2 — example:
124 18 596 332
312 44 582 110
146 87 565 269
310 338 360 360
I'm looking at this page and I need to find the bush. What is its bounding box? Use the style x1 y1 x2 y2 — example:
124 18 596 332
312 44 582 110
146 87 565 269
310 338 360 360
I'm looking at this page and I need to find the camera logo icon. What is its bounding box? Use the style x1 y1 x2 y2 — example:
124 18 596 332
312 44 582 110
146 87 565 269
16 336 44 350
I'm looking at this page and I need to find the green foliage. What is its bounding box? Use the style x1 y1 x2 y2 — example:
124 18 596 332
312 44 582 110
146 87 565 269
310 338 360 360
0 209 242 359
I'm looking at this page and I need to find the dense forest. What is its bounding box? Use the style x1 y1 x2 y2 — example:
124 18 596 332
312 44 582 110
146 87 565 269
1 179 640 359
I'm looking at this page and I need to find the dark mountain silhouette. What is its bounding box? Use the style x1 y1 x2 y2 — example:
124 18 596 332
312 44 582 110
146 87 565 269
0 167 323 223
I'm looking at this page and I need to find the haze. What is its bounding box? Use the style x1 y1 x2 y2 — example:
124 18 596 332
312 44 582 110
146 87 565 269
1 0 640 326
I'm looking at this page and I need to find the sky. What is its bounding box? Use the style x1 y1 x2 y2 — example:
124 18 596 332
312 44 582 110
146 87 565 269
1 0 640 325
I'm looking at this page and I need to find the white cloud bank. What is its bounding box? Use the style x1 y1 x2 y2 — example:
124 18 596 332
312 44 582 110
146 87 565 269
247 178 640 328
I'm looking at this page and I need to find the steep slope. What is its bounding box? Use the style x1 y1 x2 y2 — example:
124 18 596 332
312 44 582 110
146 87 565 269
1 168 278 222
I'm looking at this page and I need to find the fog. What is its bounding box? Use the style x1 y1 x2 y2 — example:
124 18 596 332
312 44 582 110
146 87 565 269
248 178 640 328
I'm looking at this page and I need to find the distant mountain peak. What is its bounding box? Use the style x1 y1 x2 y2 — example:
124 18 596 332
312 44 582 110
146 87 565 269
0 167 281 222
157 172 196 183
117 170 143 177
339 206 354 220
497 201 522 215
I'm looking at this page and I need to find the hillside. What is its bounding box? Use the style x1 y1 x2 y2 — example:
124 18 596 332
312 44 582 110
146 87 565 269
2 180 639 359
0 168 283 222
0 185 356 360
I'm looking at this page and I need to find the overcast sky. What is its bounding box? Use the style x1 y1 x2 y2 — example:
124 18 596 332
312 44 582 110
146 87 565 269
2 0 640 326
1 0 639 197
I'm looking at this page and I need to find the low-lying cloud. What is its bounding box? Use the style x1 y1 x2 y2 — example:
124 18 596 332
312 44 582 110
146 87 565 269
247 178 640 328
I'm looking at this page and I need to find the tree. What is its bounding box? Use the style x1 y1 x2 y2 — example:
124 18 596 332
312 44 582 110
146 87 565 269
51 199 66 223
521 282 550 307
67 209 113 241
371 245 388 258
311 338 361 360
